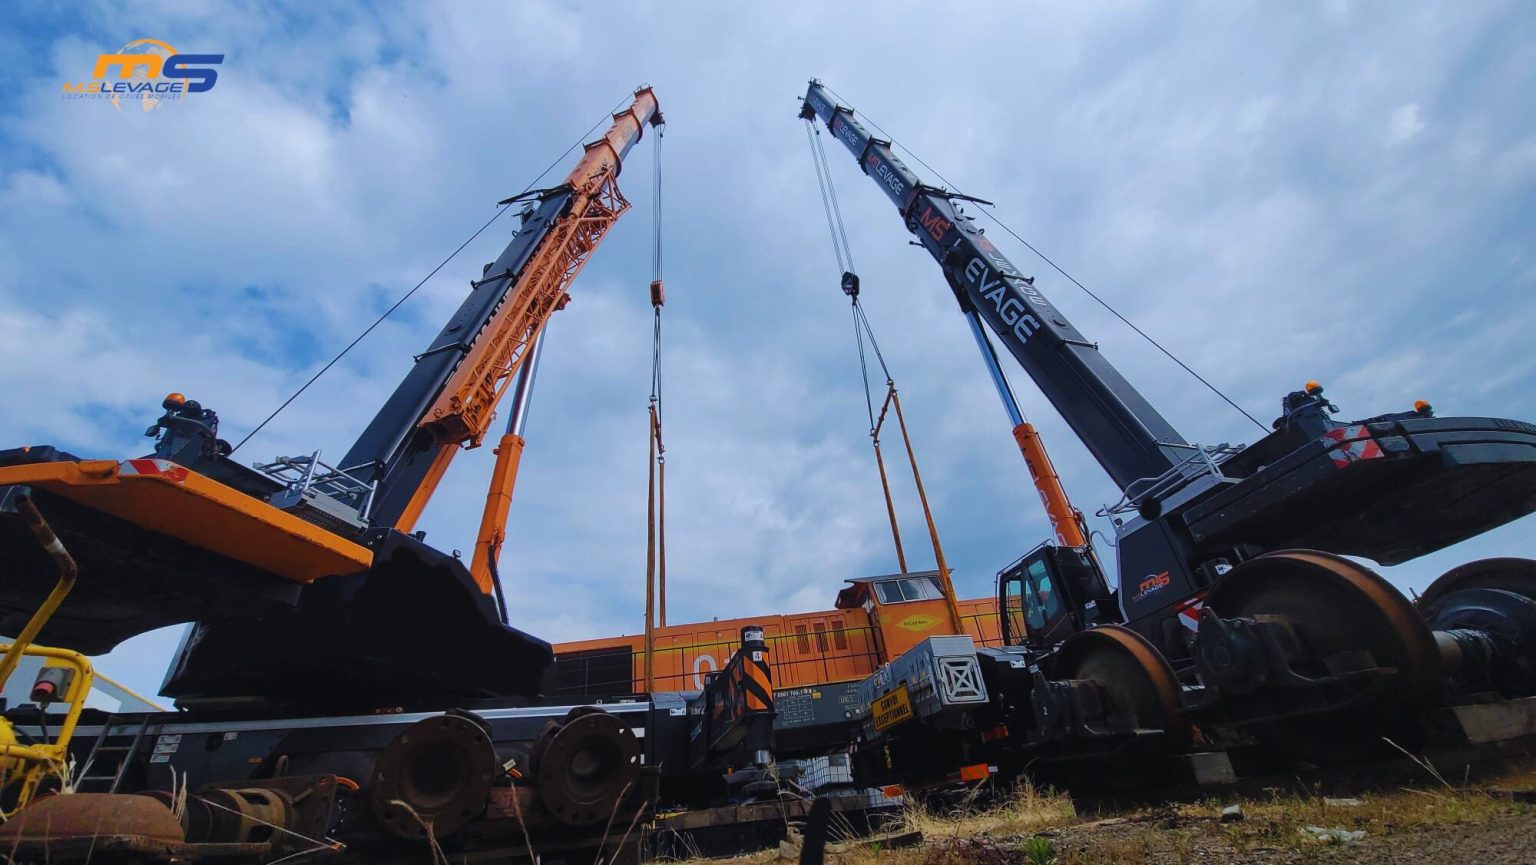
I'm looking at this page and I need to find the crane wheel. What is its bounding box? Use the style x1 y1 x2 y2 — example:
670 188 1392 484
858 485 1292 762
1043 625 1189 790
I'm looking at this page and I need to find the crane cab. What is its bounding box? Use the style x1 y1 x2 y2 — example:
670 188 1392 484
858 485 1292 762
997 544 1116 650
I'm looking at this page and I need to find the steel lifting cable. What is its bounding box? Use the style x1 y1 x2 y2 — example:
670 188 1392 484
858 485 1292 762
644 116 668 690
802 117 965 633
803 121 856 275
851 299 910 574
819 85 1268 435
230 92 638 455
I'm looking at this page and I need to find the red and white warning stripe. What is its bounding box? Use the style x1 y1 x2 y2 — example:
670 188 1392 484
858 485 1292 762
1174 597 1204 632
1321 424 1383 469
119 459 190 483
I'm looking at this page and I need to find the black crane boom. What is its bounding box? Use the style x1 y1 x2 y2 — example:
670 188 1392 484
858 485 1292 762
801 81 1188 493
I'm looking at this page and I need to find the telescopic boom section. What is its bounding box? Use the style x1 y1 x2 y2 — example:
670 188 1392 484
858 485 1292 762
800 81 1187 493
340 87 660 532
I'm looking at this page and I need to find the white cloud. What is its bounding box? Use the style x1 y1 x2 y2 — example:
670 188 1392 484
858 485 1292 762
1389 102 1425 144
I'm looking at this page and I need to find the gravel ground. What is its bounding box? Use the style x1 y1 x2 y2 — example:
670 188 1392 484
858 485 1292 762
1033 804 1536 864
696 761 1536 865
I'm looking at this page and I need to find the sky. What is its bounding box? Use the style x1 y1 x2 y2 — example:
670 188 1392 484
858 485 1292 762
3 1 1535 700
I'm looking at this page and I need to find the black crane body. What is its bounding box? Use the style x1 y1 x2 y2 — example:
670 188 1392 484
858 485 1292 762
802 79 1536 784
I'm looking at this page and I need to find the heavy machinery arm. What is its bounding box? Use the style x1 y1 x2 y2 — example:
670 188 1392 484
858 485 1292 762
801 82 1187 494
805 81 1536 792
800 79 1536 608
342 87 661 537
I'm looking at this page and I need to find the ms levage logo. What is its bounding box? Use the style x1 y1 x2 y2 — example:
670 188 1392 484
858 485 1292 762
62 38 224 113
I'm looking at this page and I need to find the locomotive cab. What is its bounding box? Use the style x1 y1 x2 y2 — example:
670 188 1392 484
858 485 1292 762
835 571 1001 660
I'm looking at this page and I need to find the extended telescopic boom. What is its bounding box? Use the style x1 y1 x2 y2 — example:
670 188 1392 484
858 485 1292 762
800 81 1186 493
341 88 661 544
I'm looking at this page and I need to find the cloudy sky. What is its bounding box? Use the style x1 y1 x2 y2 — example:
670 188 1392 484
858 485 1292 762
4 1 1534 700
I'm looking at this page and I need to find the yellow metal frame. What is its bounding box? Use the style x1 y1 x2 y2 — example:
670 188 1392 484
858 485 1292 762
0 645 95 818
1 494 95 816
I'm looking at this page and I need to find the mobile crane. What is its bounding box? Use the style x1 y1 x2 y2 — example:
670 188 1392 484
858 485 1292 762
0 88 785 864
1 88 661 710
800 80 1536 787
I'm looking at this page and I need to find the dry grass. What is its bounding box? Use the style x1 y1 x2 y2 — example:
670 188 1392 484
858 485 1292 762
669 783 1078 865
664 759 1536 865
903 782 1077 844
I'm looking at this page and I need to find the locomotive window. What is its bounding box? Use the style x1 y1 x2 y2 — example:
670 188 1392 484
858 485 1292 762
876 578 941 604
909 578 938 600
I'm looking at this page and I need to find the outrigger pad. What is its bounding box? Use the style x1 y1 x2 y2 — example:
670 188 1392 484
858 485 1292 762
159 529 553 711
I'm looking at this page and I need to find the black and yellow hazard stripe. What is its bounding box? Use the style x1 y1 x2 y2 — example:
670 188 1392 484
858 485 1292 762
743 651 773 712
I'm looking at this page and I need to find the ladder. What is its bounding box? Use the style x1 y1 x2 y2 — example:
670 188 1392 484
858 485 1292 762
76 712 158 793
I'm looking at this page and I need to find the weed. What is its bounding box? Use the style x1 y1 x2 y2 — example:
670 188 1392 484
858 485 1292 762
1021 834 1056 865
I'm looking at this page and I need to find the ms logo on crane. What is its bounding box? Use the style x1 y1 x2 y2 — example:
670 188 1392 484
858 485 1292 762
62 38 223 113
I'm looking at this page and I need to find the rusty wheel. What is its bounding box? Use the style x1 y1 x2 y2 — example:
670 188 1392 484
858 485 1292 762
370 712 498 840
531 707 641 827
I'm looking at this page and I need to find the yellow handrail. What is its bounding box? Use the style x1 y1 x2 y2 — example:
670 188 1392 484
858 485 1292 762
0 496 78 688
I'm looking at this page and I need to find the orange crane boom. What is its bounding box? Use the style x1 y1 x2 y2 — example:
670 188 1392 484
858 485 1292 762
393 88 662 546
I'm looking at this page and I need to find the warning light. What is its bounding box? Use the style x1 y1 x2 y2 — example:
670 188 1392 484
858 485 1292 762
1304 380 1323 394
164 392 186 406
1414 399 1433 416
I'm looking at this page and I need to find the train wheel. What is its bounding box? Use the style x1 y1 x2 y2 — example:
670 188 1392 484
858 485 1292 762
1044 625 1189 790
1201 550 1438 761
1204 549 1440 699
1418 558 1536 698
1419 557 1536 610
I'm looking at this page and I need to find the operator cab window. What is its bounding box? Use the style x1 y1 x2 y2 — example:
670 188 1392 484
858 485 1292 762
1023 558 1064 631
874 577 944 604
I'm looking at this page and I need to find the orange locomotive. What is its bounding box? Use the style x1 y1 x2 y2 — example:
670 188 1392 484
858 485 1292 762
552 570 1000 703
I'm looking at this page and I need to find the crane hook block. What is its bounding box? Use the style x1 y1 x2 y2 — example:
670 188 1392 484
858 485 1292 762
841 271 860 298
650 279 666 308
